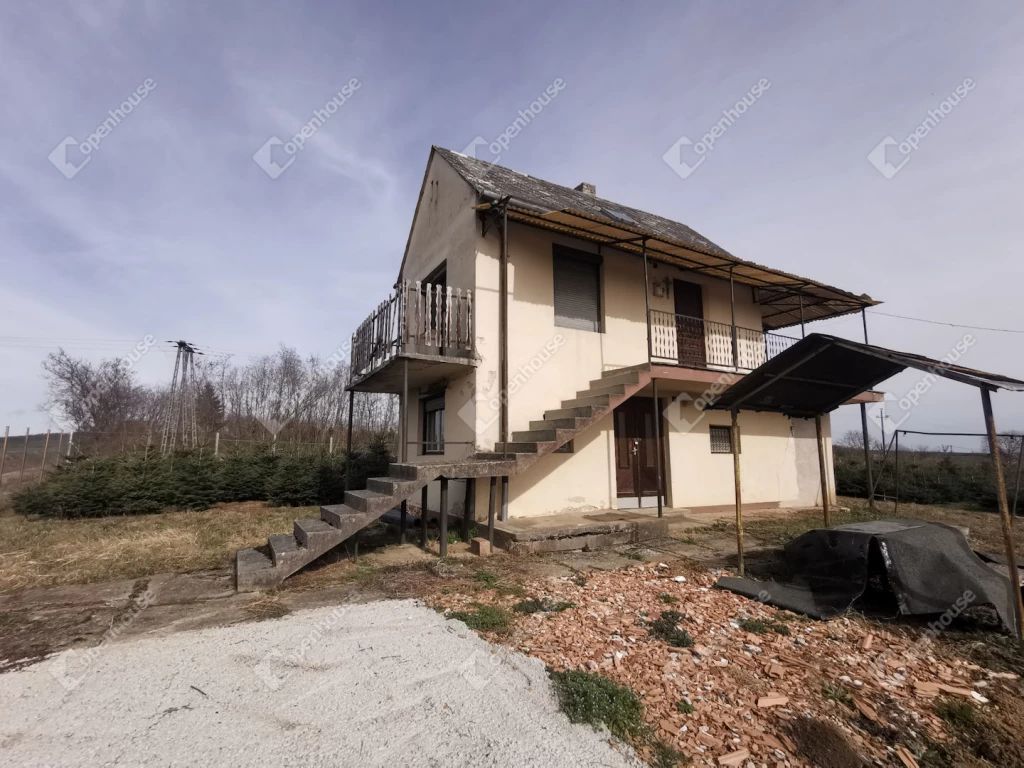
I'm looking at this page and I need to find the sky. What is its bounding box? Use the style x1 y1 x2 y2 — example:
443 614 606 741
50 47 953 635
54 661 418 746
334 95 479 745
1 0 1022 451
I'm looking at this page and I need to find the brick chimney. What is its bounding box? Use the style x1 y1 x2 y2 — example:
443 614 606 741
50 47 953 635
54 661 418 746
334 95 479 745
574 182 596 196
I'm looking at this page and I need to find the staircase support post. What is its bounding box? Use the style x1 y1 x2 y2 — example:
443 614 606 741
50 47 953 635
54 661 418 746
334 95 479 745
487 476 497 545
652 379 664 518
400 499 408 545
439 477 449 557
500 476 509 522
420 485 429 550
860 308 875 510
462 477 475 542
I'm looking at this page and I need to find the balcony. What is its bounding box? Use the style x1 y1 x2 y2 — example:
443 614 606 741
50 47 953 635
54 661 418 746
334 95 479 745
649 309 800 372
349 280 476 393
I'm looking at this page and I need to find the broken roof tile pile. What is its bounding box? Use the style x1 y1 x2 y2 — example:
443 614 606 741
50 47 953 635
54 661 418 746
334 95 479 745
432 562 1019 767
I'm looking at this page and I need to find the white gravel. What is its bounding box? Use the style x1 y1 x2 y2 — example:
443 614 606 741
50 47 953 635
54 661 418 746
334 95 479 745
0 600 640 767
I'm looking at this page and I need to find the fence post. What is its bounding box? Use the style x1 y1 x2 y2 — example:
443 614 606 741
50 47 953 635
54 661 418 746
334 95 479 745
67 431 75 457
214 432 220 456
18 428 30 486
55 431 64 468
38 429 51 483
329 435 334 455
0 427 8 488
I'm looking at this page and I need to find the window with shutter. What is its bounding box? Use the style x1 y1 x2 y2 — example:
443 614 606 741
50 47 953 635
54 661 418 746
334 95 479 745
552 246 601 332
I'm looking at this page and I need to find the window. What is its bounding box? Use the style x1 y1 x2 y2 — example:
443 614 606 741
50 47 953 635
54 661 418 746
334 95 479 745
553 246 601 332
422 395 445 454
710 425 739 454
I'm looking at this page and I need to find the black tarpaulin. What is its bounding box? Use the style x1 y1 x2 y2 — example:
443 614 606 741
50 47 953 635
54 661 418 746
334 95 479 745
707 333 1024 418
716 520 1021 636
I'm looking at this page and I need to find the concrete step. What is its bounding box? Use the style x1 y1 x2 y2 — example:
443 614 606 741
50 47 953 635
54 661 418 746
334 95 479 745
511 429 558 442
561 394 611 409
294 518 343 548
321 503 371 531
344 488 391 514
492 442 538 454
388 462 422 480
366 476 423 497
576 383 627 399
601 362 650 379
269 534 305 569
473 451 523 461
589 370 641 389
543 405 595 421
236 547 276 592
529 418 581 430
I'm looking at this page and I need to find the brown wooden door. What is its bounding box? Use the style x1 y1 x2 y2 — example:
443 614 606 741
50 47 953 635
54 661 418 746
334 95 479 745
674 280 706 367
613 398 662 504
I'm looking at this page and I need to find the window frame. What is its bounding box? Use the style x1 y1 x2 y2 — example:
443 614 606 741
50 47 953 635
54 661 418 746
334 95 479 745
709 424 740 454
552 245 603 333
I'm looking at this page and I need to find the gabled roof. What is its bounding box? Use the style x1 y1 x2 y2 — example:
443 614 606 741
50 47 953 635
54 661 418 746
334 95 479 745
432 146 879 331
708 333 1024 418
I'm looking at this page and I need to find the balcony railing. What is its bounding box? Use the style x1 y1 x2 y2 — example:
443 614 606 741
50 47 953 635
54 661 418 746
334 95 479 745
351 280 473 381
649 309 799 371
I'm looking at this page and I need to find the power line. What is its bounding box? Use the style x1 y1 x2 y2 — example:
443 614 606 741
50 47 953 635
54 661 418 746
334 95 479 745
867 310 1024 335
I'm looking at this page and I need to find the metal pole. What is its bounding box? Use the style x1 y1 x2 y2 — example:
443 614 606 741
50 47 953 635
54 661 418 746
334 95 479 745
462 477 475 542
500 475 509 522
1012 435 1023 520
642 238 653 364
487 476 497 545
860 308 875 511
651 379 663 518
328 435 334 455
981 388 1024 649
55 431 64 468
499 204 509 459
67 431 74 457
729 266 739 370
420 485 429 549
345 389 355 490
38 429 51 483
18 428 30 486
895 430 900 515
401 359 409 463
439 477 449 557
400 499 408 545
731 409 744 576
0 427 8 488
214 431 220 457
815 415 831 526
799 293 805 339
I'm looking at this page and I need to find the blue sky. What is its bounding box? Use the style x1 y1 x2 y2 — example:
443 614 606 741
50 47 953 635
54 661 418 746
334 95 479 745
2 0 1023 449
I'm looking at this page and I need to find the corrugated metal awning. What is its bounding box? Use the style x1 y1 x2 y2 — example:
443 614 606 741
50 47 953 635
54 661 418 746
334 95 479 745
707 333 1024 418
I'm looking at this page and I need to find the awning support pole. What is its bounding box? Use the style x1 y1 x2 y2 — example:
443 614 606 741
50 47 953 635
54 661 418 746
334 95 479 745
895 430 900 515
799 293 805 338
345 389 355 491
462 477 475 542
439 477 449 558
729 266 739 370
860 309 875 511
400 359 408 463
815 414 832 526
420 485 429 549
499 201 510 459
642 238 652 364
1012 435 1023 521
399 499 408 545
487 476 497 545
652 378 663 518
981 388 1024 648
731 409 744 576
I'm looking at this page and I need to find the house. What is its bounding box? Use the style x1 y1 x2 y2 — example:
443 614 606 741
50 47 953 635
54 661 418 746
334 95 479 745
236 147 881 590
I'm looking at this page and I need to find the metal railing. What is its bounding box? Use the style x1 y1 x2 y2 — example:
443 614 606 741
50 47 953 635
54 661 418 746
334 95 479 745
351 280 474 380
649 309 799 371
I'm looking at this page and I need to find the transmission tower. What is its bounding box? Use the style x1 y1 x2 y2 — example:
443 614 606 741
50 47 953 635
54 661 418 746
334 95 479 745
160 341 202 454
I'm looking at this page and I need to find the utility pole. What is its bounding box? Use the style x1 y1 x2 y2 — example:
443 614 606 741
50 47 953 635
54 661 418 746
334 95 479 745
160 341 203 454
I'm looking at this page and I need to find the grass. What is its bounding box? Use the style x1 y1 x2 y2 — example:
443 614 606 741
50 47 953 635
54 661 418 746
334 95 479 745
651 739 690 767
648 611 694 647
621 549 645 561
548 669 647 742
822 682 854 708
675 699 694 714
0 501 304 593
512 597 576 614
658 593 678 604
935 698 977 730
739 617 790 636
445 603 513 632
472 569 525 597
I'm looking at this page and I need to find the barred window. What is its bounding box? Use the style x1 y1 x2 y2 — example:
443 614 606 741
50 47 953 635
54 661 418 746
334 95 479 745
710 425 739 454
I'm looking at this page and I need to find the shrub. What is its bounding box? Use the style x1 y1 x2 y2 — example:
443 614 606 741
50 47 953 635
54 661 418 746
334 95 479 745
648 611 694 647
446 604 512 632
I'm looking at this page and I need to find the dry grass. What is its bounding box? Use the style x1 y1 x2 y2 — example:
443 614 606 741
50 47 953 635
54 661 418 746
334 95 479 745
0 501 307 593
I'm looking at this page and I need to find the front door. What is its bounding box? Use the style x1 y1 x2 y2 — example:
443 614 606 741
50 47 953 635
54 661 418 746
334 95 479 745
613 397 663 508
674 279 706 367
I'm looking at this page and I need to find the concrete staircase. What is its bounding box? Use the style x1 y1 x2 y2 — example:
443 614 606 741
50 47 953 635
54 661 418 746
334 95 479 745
235 363 653 591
